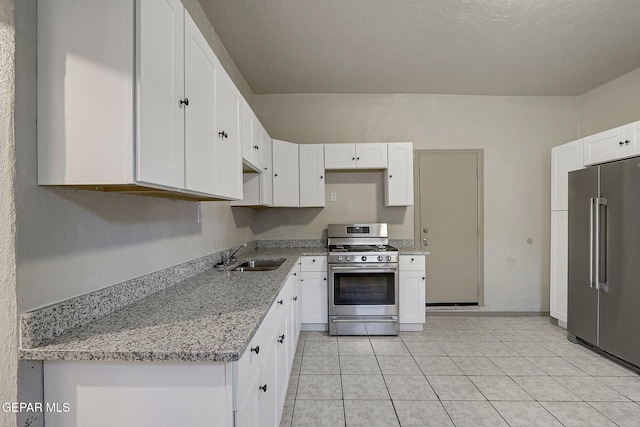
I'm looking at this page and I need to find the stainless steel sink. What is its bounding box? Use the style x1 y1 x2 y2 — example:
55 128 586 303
233 258 286 272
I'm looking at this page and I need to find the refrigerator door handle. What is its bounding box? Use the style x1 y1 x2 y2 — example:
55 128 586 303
596 197 608 288
590 197 596 289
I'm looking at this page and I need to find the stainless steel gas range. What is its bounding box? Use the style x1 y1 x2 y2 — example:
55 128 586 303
327 223 399 335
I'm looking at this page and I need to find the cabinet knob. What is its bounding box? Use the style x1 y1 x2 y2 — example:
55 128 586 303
620 141 625 146
312 259 316 262
264 167 268 171
293 296 298 301
324 277 327 281
357 157 360 160
293 272 297 276
278 334 285 344
422 277 425 280
277 299 283 305
389 175 393 178
179 98 189 106
411 258 415 262
320 175 324 179
274 173 278 177
352 157 355 161
251 345 260 354
218 131 228 139
254 145 259 150
625 140 630 145
259 384 267 392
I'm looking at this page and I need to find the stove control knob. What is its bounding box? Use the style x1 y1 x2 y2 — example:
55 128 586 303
377 256 383 262
338 256 343 261
386 256 392 261
346 256 352 262
361 256 367 262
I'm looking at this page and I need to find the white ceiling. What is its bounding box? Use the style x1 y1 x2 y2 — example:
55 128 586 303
199 0 640 96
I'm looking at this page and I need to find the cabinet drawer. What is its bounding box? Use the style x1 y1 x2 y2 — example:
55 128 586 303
399 255 425 271
300 256 327 272
235 327 264 408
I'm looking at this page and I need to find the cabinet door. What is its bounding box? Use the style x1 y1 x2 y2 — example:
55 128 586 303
250 112 263 170
385 142 414 206
137 0 185 189
236 368 262 427
550 210 568 324
299 144 326 207
260 337 279 427
261 135 274 207
183 12 217 195
275 313 289 420
300 271 328 324
324 144 356 169
629 121 640 158
215 66 243 199
272 140 300 207
583 123 633 166
356 143 388 168
551 139 584 211
240 98 259 169
399 271 426 324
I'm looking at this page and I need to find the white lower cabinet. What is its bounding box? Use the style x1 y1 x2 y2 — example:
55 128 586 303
44 262 303 427
399 255 426 331
300 256 329 331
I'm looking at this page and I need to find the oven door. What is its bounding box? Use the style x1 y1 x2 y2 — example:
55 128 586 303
329 263 399 316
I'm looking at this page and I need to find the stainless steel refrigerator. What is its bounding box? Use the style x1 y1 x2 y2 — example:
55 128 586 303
568 156 640 368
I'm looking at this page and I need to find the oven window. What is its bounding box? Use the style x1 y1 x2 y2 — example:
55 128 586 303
333 273 395 305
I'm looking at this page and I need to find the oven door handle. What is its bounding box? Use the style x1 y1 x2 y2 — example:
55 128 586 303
331 316 398 323
329 265 398 271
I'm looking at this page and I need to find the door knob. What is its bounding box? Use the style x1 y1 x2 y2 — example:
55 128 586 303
423 238 430 247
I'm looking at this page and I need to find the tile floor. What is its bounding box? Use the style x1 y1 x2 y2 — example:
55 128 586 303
280 315 640 426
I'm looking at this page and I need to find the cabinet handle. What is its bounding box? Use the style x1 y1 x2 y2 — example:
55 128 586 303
323 278 327 281
251 345 260 354
293 296 298 301
259 384 267 392
179 98 189 106
352 157 355 161
293 272 297 276
620 141 624 146
277 299 283 305
278 334 285 344
254 145 259 150
320 176 323 179
218 131 228 139
625 140 630 145
357 157 360 160
274 173 278 177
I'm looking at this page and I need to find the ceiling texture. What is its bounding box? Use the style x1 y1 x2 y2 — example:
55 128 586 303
199 0 640 96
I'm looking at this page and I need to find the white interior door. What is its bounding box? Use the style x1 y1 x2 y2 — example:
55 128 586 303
417 151 480 305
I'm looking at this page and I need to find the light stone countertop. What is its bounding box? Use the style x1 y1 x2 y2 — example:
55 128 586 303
19 248 325 363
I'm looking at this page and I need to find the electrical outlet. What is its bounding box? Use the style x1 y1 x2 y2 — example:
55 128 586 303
330 192 337 202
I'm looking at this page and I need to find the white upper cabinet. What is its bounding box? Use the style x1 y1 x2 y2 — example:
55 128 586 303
137 0 185 189
551 139 584 211
261 132 274 207
272 140 300 207
299 145 325 207
37 0 242 201
213 66 243 199
385 142 414 206
324 143 388 169
583 122 636 166
239 97 263 172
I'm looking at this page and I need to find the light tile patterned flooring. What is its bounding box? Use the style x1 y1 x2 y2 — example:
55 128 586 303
280 315 640 426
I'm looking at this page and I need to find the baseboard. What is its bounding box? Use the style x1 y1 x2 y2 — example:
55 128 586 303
301 323 328 332
399 324 424 332
426 308 551 317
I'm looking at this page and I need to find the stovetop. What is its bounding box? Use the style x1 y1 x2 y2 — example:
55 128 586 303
328 244 399 253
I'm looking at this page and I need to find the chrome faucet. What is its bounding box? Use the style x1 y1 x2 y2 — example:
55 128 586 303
224 243 247 265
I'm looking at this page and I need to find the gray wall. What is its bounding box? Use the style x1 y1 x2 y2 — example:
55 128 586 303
254 94 580 311
15 0 255 313
1 0 18 425
579 67 640 136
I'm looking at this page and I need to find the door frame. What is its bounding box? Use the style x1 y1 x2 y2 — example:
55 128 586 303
413 149 485 306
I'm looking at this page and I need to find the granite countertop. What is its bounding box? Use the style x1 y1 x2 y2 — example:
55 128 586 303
20 248 325 363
